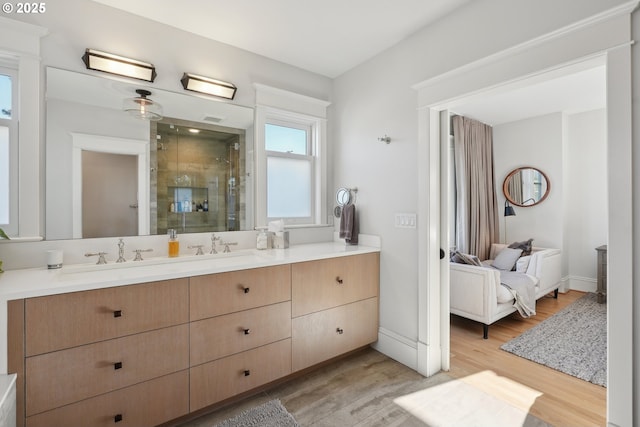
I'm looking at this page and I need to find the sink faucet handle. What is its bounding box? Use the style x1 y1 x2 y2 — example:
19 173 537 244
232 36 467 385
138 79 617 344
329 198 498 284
188 245 205 256
85 252 108 265
132 248 153 261
220 241 238 253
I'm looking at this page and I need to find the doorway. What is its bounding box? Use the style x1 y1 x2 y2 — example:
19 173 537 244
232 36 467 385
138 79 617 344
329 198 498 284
415 14 634 424
82 151 138 238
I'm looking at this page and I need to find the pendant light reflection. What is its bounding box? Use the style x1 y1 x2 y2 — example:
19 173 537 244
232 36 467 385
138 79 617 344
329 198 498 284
123 89 163 121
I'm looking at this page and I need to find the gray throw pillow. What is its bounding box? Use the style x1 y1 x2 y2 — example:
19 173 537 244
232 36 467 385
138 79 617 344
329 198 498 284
451 251 482 266
508 238 533 256
493 247 523 270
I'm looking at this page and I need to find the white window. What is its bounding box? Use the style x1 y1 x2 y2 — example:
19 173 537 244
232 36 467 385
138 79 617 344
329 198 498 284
254 84 330 228
0 66 17 235
265 120 314 224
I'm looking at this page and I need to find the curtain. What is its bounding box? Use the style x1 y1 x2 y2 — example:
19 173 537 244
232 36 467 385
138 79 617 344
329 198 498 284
452 115 499 260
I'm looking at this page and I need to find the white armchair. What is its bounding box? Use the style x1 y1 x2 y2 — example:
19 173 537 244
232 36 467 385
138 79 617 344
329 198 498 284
450 243 561 338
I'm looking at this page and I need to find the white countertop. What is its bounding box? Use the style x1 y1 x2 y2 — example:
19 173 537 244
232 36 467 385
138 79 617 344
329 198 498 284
0 241 380 301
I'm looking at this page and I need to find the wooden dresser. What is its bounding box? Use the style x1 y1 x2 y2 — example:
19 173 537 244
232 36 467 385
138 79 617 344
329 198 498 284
7 251 380 427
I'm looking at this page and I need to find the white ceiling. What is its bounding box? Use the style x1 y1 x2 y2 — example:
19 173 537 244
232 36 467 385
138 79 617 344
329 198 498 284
90 0 473 78
450 65 607 126
89 0 606 124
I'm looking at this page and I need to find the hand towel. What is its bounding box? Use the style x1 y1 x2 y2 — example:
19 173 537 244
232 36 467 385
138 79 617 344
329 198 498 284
339 203 358 245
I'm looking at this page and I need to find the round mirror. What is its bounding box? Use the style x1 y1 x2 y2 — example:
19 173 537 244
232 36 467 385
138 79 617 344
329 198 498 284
503 167 550 207
336 187 351 206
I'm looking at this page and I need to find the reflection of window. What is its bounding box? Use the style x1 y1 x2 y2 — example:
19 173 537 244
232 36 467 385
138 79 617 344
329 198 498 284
0 68 17 233
265 122 314 222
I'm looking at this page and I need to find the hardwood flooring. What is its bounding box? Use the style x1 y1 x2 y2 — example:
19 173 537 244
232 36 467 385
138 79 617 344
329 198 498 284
177 290 605 427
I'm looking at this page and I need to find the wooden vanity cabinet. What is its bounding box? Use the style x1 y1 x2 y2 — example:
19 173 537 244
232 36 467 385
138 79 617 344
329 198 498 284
10 252 379 426
14 278 190 427
291 252 380 371
189 266 293 410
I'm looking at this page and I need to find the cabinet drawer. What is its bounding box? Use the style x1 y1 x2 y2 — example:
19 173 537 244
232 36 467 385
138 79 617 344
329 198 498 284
26 324 189 416
292 253 379 317
292 297 378 372
190 265 291 321
190 339 291 412
25 278 189 356
191 301 291 366
26 370 189 427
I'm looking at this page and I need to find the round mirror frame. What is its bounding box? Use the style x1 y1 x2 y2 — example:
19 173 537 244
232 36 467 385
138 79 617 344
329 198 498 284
336 187 351 206
502 166 551 207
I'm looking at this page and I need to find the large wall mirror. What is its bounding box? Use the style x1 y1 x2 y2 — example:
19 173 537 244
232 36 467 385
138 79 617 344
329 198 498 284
45 67 254 240
503 166 550 207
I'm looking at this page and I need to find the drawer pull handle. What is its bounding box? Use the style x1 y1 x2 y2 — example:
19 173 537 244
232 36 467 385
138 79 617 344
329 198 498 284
114 414 123 423
113 310 122 318
242 286 250 294
244 369 251 376
336 327 344 335
114 362 123 370
243 328 251 335
336 276 344 284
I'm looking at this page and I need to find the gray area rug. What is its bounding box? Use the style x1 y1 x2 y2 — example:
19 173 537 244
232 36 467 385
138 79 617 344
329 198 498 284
501 292 606 387
213 399 299 427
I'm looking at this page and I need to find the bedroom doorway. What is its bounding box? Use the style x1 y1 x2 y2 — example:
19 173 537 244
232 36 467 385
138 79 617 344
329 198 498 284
415 16 634 424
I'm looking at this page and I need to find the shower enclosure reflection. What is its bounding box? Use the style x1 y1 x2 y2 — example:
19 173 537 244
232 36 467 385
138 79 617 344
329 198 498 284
152 118 246 234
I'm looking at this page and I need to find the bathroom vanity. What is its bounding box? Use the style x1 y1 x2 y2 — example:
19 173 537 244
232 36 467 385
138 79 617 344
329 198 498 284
0 242 379 427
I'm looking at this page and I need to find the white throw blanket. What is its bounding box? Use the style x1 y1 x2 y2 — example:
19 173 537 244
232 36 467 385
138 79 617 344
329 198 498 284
499 271 538 317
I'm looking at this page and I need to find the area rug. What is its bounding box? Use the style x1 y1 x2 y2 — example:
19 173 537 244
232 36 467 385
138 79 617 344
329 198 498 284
213 399 299 427
501 292 607 386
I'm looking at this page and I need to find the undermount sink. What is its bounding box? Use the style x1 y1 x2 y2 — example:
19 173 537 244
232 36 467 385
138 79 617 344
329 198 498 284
60 250 252 274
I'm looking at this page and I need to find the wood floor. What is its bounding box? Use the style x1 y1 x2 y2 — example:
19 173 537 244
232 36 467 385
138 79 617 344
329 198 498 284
177 290 605 427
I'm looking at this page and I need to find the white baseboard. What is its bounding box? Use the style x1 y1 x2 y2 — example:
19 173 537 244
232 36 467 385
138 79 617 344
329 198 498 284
371 327 418 371
566 275 597 293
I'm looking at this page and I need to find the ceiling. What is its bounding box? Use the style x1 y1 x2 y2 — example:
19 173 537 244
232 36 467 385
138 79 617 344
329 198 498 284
89 1 606 124
90 0 473 78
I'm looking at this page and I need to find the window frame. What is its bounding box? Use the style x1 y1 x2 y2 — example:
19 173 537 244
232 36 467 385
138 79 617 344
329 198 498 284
255 103 328 228
0 64 18 235
264 112 317 225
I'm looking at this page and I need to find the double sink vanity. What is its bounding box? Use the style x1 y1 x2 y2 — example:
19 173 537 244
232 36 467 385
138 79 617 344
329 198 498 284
0 241 380 427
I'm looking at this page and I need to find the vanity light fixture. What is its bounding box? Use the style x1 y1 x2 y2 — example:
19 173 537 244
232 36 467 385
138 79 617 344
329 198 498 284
123 89 163 121
82 48 157 82
180 72 237 100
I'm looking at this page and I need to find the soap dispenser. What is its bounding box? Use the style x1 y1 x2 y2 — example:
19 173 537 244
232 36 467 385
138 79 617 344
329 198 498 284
168 229 179 257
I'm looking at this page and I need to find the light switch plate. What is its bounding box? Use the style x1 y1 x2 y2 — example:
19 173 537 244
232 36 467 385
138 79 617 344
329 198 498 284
395 213 417 229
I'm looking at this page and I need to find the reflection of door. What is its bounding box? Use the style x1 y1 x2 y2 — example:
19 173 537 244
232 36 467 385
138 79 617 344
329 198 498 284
82 151 138 238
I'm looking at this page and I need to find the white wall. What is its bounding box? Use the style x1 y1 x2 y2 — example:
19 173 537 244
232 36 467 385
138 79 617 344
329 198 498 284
565 109 608 291
333 0 628 364
491 110 607 292
493 113 564 251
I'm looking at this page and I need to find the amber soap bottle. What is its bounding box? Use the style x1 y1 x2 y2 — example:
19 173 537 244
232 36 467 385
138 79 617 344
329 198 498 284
168 229 179 257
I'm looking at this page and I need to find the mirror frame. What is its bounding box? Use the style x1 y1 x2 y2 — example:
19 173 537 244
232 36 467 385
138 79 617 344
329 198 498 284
502 166 550 207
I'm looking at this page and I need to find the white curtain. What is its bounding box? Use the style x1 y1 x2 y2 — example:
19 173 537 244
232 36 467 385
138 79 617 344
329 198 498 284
452 115 499 260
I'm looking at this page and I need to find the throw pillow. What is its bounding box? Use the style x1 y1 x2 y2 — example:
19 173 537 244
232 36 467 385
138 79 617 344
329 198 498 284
515 255 531 273
492 247 523 270
451 251 482 266
508 238 534 256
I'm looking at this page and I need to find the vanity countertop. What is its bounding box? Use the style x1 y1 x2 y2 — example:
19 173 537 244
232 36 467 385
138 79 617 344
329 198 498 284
0 241 380 301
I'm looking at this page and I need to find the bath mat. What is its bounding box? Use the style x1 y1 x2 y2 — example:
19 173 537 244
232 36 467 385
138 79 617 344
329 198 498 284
212 399 299 427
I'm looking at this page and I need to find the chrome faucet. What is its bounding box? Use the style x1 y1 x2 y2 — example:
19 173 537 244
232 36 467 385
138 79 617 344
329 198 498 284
210 234 220 254
116 238 127 263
